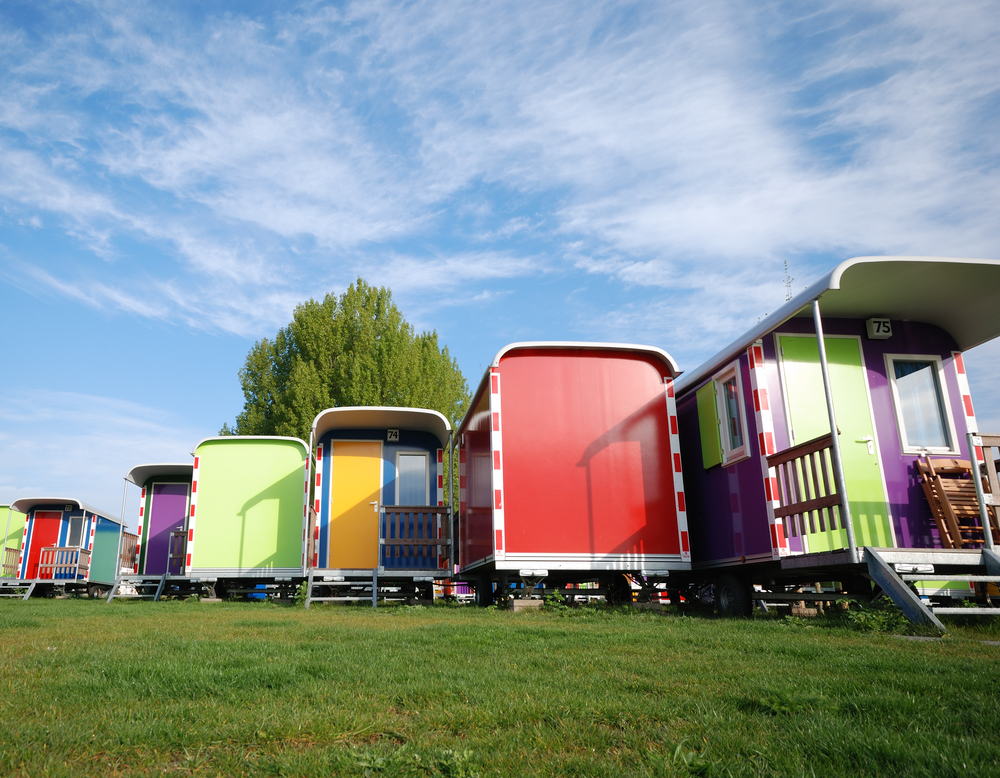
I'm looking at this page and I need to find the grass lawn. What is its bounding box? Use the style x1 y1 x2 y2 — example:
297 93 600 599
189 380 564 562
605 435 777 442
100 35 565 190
1 599 998 777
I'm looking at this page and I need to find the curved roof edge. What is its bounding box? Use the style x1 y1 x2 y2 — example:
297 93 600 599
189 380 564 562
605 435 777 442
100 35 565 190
125 463 194 487
490 341 681 375
311 406 451 447
9 497 120 523
459 341 682 435
191 435 309 457
675 255 1000 395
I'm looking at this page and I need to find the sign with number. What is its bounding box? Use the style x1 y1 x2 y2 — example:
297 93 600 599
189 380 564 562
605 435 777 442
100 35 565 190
866 318 892 340
387 429 399 442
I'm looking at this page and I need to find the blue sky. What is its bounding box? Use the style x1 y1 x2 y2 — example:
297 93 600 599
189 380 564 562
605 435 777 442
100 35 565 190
2 0 999 522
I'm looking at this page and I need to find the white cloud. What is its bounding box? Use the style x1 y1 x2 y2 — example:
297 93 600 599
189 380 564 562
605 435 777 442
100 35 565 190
0 389 207 526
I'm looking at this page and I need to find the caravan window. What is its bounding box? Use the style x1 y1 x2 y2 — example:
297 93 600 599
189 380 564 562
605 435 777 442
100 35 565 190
67 516 85 547
396 453 430 505
886 356 956 454
714 362 750 465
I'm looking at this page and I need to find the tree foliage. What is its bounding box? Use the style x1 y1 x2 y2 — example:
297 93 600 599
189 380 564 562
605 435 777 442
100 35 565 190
223 279 470 442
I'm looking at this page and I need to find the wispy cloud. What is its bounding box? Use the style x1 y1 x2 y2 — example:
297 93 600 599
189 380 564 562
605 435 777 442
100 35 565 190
0 388 206 523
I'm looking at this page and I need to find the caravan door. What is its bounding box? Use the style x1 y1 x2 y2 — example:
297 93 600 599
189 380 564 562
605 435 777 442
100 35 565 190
777 334 895 551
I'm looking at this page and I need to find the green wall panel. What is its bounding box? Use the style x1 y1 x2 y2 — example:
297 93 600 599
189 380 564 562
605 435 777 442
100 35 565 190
192 439 307 571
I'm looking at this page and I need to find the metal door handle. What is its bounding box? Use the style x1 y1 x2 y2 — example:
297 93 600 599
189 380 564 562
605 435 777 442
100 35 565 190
369 501 379 513
856 436 874 455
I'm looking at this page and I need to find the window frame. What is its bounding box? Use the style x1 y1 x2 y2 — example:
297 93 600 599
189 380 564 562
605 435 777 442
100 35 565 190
394 450 430 506
884 353 959 455
712 361 751 466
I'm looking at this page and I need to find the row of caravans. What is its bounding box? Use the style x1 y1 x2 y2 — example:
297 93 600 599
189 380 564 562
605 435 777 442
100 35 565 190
3 257 1000 626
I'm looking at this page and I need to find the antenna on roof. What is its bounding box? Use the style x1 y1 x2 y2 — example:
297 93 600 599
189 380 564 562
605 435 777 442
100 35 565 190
783 260 795 302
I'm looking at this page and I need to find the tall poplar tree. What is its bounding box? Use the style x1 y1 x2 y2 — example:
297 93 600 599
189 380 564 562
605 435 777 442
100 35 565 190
222 279 470 441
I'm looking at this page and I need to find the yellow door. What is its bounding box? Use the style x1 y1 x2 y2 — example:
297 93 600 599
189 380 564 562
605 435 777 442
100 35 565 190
329 441 382 568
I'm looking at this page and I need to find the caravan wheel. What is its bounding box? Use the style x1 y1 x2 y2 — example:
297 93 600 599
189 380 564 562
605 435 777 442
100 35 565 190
714 574 752 617
474 575 494 607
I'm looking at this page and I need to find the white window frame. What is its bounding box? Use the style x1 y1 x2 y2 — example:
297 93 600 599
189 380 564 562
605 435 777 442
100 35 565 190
395 451 430 505
713 361 751 466
884 353 959 455
66 514 86 548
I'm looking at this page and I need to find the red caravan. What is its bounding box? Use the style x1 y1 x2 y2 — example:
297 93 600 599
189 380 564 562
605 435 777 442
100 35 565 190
455 342 690 601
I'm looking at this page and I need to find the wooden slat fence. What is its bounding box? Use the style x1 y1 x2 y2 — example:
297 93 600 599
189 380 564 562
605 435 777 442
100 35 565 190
2 546 19 578
37 547 91 580
381 506 451 572
766 433 843 540
120 531 139 572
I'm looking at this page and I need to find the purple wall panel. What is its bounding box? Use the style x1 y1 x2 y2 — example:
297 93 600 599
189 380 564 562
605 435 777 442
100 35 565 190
145 483 188 575
677 352 773 565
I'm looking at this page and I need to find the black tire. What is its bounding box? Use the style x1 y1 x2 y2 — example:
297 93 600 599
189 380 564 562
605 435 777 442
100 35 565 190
715 574 752 617
602 574 631 605
87 585 107 599
475 575 494 607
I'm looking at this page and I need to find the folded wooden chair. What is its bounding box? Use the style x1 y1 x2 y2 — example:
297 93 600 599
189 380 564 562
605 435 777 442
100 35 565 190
917 457 998 549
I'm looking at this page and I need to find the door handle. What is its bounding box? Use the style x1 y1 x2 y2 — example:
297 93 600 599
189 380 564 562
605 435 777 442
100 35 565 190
369 501 379 513
856 436 874 455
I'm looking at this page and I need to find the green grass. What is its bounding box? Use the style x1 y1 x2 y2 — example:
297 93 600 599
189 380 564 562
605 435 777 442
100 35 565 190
1 600 998 777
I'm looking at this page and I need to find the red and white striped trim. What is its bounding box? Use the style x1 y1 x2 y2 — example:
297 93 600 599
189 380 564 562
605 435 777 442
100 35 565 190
313 445 323 568
86 512 95 551
301 449 311 570
748 340 787 559
953 351 983 466
135 487 146 573
663 377 691 561
18 523 27 577
436 448 444 506
489 368 506 559
458 447 467 516
186 455 201 569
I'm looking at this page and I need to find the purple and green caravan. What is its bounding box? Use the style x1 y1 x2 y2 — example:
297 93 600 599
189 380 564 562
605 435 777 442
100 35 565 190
126 464 193 577
676 257 1000 576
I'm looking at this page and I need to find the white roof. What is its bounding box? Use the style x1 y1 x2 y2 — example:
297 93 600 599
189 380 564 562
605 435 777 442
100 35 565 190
311 407 451 447
676 256 1000 394
191 435 309 456
9 497 120 524
125 463 194 487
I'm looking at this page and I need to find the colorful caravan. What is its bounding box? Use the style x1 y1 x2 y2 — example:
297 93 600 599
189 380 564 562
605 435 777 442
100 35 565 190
675 256 1000 626
305 407 452 606
10 497 123 597
104 464 197 602
185 437 310 596
455 342 690 604
2 505 28 579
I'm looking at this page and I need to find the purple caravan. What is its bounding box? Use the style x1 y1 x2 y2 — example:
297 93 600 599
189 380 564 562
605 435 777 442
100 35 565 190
674 256 1000 628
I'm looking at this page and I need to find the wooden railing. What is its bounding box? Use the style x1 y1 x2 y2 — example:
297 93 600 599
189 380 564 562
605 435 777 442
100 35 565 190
2 546 19 578
168 531 187 575
974 434 1000 545
120 531 139 572
37 547 91 580
381 506 451 571
767 433 844 540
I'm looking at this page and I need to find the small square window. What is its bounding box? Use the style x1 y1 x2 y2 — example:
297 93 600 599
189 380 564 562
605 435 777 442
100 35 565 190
886 355 957 454
67 516 85 547
714 363 750 465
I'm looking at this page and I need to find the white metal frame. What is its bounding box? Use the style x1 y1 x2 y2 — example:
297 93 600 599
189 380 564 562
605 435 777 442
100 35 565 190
883 353 960 455
394 450 430 505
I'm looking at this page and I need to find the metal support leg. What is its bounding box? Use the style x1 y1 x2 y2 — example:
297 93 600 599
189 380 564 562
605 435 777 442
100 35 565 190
372 568 378 609
106 576 121 604
22 581 37 601
983 548 1000 577
304 570 314 609
154 572 168 601
865 548 944 631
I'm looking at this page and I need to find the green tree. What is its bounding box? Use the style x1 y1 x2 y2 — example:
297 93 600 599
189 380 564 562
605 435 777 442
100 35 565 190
222 279 470 442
